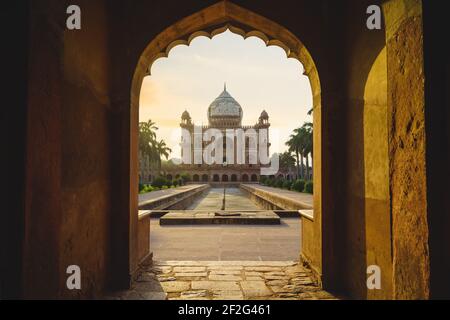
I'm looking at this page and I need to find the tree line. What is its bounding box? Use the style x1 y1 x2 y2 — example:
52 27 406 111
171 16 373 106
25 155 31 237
285 121 313 179
139 119 172 171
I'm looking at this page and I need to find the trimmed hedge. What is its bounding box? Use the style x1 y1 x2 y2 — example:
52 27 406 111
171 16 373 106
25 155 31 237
275 179 284 188
259 176 313 194
291 179 305 192
180 173 191 183
304 181 313 194
282 180 292 189
151 176 167 188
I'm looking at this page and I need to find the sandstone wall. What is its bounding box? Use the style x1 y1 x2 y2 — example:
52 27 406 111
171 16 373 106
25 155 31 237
25 0 113 298
384 0 429 299
15 0 443 299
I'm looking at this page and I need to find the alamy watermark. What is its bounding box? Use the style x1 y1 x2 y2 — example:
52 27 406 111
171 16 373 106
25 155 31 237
172 127 279 175
66 265 81 290
367 265 381 290
66 5 81 30
66 4 382 31
366 5 382 30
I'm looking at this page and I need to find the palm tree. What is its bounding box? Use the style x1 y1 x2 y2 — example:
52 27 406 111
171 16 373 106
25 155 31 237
139 119 158 158
301 122 313 180
139 119 172 173
155 140 172 171
286 134 299 178
286 128 306 179
279 151 296 169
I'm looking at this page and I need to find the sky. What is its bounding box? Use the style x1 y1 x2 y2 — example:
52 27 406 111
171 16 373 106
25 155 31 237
139 29 312 159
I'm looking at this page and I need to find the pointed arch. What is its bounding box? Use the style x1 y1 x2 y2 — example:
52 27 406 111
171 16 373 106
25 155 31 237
129 0 322 288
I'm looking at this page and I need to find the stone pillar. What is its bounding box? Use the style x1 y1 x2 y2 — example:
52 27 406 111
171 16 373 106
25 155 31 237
383 0 430 299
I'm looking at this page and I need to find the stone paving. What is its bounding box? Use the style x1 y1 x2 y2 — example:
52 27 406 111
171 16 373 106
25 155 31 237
106 261 337 300
151 218 300 261
186 187 261 210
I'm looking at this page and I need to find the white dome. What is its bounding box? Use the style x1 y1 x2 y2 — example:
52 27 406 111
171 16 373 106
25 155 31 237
208 85 242 120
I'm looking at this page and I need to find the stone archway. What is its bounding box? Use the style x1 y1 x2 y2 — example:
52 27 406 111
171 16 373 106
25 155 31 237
201 174 209 182
193 174 200 182
130 0 322 292
222 174 229 182
231 174 237 182
10 0 440 299
14 0 437 301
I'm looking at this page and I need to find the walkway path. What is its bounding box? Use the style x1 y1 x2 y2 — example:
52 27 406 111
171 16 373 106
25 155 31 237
106 261 337 300
186 187 260 210
138 184 204 205
245 184 313 208
151 218 300 261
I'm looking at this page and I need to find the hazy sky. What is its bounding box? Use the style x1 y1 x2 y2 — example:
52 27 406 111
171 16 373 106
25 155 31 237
139 30 312 159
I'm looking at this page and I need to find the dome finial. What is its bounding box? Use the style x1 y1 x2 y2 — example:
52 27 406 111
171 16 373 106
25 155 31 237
224 82 227 91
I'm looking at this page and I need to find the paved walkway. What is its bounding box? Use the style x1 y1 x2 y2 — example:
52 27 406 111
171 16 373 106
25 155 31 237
106 261 336 300
139 184 204 205
151 218 300 261
246 184 313 207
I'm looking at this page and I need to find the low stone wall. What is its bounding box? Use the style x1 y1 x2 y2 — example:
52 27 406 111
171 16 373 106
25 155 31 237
139 184 210 210
137 210 152 266
160 210 280 225
240 184 313 210
240 185 320 283
297 210 320 286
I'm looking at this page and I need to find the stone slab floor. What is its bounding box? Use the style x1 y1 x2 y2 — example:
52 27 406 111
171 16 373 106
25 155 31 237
151 218 300 261
106 261 337 300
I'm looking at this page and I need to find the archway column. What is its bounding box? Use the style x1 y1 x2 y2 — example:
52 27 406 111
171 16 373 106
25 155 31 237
383 0 429 299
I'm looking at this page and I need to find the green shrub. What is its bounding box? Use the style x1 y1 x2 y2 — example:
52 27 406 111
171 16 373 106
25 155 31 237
291 179 305 192
180 173 191 184
304 181 313 194
161 185 168 190
275 178 284 188
139 185 154 194
266 179 273 186
151 176 167 188
260 176 267 185
283 180 292 189
173 179 179 187
165 180 173 188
